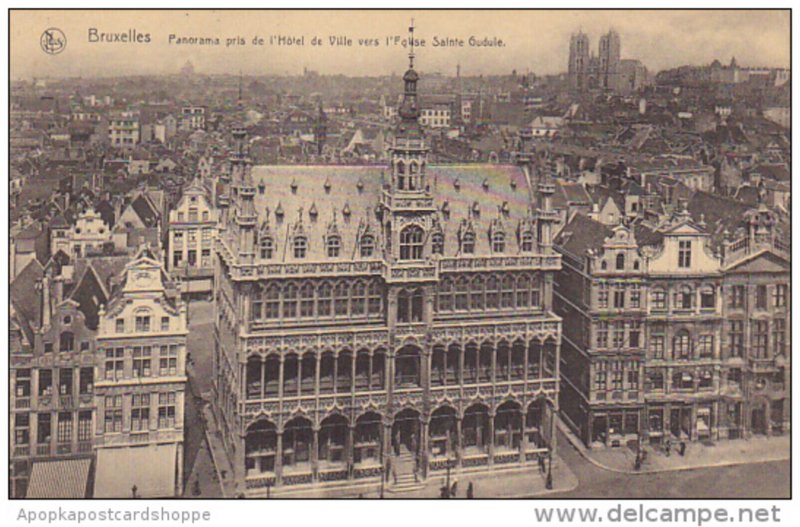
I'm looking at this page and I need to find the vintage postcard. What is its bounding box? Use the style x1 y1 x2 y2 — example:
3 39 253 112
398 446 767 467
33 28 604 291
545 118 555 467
7 8 790 506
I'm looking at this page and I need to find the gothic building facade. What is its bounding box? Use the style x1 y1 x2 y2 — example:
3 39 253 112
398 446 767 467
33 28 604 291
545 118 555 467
211 40 563 494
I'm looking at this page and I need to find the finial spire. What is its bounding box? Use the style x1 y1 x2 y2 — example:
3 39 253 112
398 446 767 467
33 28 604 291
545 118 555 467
408 18 415 69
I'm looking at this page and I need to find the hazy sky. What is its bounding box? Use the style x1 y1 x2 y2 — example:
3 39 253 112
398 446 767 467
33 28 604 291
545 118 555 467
11 10 790 79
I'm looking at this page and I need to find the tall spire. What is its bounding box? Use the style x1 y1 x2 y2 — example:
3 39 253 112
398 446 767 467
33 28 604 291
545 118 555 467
398 18 421 127
408 18 415 69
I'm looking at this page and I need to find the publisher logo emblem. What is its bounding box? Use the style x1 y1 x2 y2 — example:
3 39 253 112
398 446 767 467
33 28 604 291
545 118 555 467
41 28 66 55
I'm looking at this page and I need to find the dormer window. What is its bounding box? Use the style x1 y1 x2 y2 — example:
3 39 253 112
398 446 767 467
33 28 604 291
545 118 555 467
293 236 308 259
431 233 444 255
678 240 692 268
260 237 274 259
491 231 505 253
521 231 534 252
399 225 424 261
461 232 475 255
616 253 625 270
327 235 341 258
360 235 375 258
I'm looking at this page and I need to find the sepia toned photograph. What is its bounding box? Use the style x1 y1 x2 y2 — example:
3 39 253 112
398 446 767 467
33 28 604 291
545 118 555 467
6 8 791 503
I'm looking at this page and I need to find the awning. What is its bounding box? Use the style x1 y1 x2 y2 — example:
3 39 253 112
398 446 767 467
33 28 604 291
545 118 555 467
94 443 177 498
27 458 92 498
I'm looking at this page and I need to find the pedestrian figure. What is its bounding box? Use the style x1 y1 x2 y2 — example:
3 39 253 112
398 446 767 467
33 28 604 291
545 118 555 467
679 441 686 456
538 455 546 473
634 454 641 471
664 438 671 457
192 478 201 496
467 482 474 499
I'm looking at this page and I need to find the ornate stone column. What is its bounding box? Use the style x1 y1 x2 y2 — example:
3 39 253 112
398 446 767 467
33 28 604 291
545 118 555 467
311 426 319 481
275 432 283 485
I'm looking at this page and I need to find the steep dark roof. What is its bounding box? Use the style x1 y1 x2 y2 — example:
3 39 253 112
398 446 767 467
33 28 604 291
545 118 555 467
10 259 45 339
130 194 159 228
554 213 613 258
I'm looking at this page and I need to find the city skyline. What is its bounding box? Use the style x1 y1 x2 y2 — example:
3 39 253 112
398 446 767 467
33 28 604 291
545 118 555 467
11 10 790 79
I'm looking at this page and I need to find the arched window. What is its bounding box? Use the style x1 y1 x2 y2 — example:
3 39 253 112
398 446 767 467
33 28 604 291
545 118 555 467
360 235 375 258
470 276 485 311
454 277 470 311
397 161 406 190
260 237 274 260
616 253 625 270
293 236 308 259
318 281 333 317
431 233 444 255
700 286 716 309
437 277 454 312
299 282 315 318
516 274 531 308
399 225 424 260
461 232 475 254
334 281 349 317
351 281 367 316
492 231 505 253
327 235 341 258
264 284 281 319
486 275 500 309
283 283 298 318
673 330 692 359
521 231 534 252
408 162 418 190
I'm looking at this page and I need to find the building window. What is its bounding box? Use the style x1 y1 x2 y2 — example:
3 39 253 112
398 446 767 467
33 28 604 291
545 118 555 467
728 321 744 358
752 321 768 358
773 318 786 357
673 371 694 390
360 235 375 258
698 335 714 358
461 232 475 254
598 283 609 309
260 237 274 259
293 236 308 259
756 285 768 310
437 277 453 312
630 284 641 308
59 368 73 396
317 282 333 317
78 411 92 442
673 330 691 359
613 287 625 309
300 283 315 318
629 321 641 348
283 283 299 318
135 314 151 332
611 362 624 390
15 413 30 446
15 369 31 398
327 235 341 258
491 231 505 253
161 317 170 331
774 284 787 307
431 233 444 255
648 371 664 391
678 240 692 268
105 348 124 381
596 321 608 349
368 280 382 315
38 413 52 446
159 345 178 376
651 289 667 310
677 285 693 310
115 318 125 333
264 284 281 319
615 253 625 270
38 369 53 397
594 362 607 392
397 288 424 323
700 287 716 309
334 282 349 317
131 394 150 432
728 285 745 308
399 226 424 260
612 321 625 349
521 231 534 252
133 346 152 377
104 396 123 433
158 393 177 429
57 412 73 444
455 277 470 311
